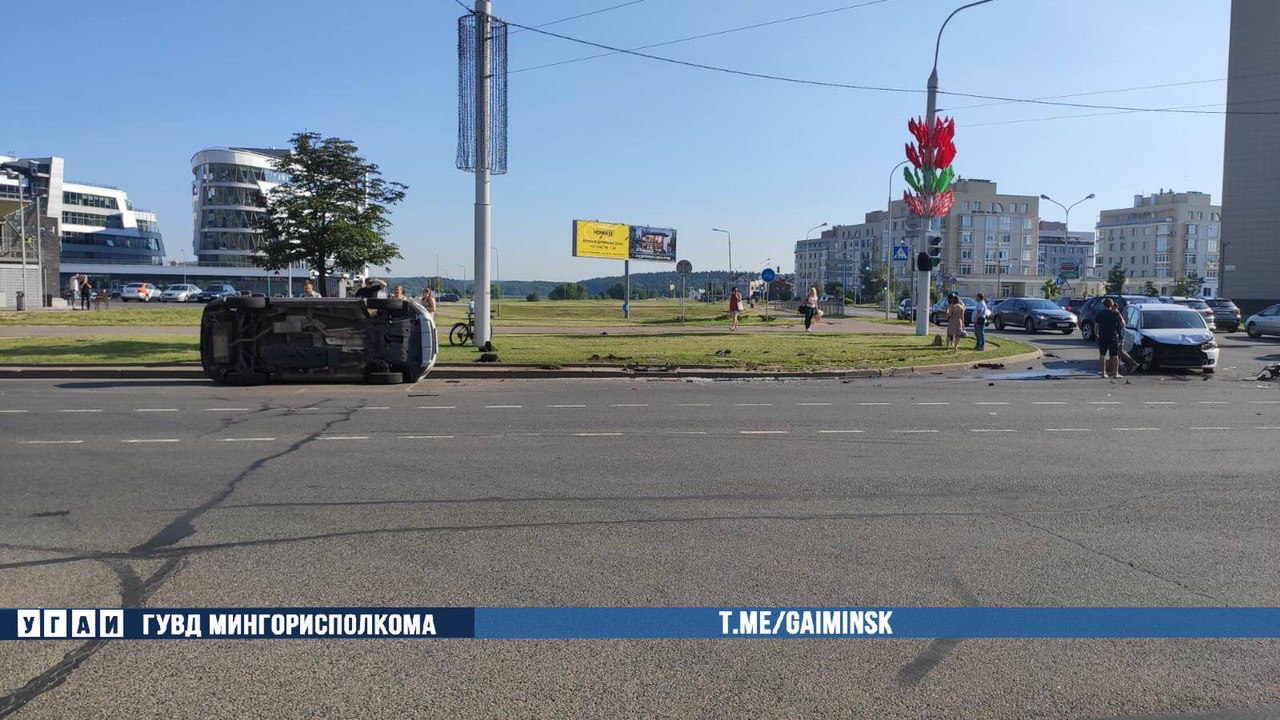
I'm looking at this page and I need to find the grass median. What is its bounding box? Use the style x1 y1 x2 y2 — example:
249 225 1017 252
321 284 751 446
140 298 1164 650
0 332 1035 371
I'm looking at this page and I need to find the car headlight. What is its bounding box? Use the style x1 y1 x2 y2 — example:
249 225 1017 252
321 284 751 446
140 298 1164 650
1200 341 1217 350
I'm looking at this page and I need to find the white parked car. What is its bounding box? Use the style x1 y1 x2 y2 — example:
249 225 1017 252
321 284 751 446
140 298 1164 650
1245 303 1280 338
1122 302 1218 374
160 284 202 302
120 282 161 302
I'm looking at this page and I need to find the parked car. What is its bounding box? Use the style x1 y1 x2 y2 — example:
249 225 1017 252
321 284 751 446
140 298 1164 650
1077 294 1160 341
160 284 202 302
438 293 461 302
1165 297 1216 330
200 296 437 385
1054 296 1085 315
196 284 239 303
930 296 979 326
1203 297 1241 332
120 282 161 302
992 297 1078 334
1121 302 1218 374
896 298 915 320
1245 303 1280 338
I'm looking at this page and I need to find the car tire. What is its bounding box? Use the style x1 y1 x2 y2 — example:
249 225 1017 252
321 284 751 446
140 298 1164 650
122 298 130 302
367 298 404 312
995 317 1005 331
1081 321 1094 341
1247 323 1261 338
225 296 267 311
366 371 402 385
1024 318 1037 334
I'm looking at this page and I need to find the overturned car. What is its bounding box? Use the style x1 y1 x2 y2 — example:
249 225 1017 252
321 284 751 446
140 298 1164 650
200 296 437 385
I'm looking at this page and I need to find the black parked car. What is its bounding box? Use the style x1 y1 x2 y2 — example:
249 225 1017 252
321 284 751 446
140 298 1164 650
438 293 461 303
196 284 239 303
1077 294 1160 341
992 297 1078 334
1055 296 1085 316
1202 297 1240 332
200 296 438 385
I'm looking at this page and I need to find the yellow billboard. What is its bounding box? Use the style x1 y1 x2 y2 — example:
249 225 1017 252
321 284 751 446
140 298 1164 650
572 220 630 260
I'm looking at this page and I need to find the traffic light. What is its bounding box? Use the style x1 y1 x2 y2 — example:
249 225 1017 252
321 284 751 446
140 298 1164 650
926 231 943 269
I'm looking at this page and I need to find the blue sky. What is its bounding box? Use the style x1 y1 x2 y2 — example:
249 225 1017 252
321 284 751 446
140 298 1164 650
3 0 1231 281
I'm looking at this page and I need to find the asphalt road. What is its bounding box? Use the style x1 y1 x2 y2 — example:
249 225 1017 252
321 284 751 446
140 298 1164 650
1 331 1279 719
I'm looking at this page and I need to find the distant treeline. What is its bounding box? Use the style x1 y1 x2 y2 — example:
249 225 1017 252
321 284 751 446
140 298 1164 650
385 271 749 298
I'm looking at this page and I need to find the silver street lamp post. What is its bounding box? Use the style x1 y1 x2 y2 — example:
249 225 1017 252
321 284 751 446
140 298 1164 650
1040 193 1095 295
805 222 828 297
887 160 909 319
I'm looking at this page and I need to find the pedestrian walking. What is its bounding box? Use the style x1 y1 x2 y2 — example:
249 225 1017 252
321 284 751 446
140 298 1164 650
79 276 93 311
68 275 81 310
300 280 321 298
945 293 965 349
1094 298 1126 378
801 287 820 331
728 287 742 330
420 287 437 315
972 292 989 351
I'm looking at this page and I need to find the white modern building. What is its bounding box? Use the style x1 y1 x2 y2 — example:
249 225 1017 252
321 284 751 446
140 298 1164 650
191 147 289 266
2 155 164 308
794 211 886 297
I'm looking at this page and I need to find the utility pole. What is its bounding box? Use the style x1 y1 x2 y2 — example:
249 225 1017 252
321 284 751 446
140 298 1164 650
472 0 493 350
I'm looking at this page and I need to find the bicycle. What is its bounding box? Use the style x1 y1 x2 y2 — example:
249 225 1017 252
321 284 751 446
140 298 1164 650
449 314 474 346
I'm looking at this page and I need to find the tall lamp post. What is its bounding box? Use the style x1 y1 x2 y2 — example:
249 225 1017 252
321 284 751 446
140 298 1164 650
886 160 909 319
913 0 993 336
1040 192 1095 296
456 264 468 297
712 228 732 300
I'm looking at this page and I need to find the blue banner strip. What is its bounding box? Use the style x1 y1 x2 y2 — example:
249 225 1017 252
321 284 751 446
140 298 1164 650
6 608 1280 640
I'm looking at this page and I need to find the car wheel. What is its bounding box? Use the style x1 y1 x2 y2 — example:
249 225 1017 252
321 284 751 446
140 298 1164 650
122 298 130 302
1024 318 1037 334
1081 321 1094 341
366 371 402 385
995 317 1005 331
1247 323 1261 338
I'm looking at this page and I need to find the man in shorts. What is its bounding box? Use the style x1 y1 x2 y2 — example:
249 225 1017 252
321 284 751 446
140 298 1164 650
1094 298 1126 378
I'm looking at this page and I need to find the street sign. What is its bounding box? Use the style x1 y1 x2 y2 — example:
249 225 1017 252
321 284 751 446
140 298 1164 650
893 245 910 262
761 268 776 283
676 260 692 276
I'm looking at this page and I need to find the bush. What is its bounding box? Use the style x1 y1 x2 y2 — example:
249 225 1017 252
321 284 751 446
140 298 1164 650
526 292 540 302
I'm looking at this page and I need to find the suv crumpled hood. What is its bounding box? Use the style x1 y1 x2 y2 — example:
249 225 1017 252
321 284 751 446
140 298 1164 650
1139 328 1212 345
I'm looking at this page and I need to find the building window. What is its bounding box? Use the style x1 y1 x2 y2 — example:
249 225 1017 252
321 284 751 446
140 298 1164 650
63 191 120 210
961 231 972 245
960 264 972 274
999 216 1010 231
1186 253 1198 265
961 216 972 229
993 203 1003 213
1208 225 1218 238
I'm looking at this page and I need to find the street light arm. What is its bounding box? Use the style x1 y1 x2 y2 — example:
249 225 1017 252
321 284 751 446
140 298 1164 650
1066 193 1096 214
933 0 995 74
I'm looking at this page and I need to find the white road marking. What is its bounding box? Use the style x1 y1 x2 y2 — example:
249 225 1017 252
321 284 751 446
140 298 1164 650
797 402 833 406
136 408 179 413
1045 428 1090 432
362 406 390 410
122 438 180 444
677 403 712 407
58 409 102 413
549 404 586 408
1248 401 1280 405
485 405 523 409
818 429 864 434
611 403 649 407
220 437 276 442
205 407 250 411
1088 401 1122 405
974 402 1009 406
1255 426 1280 430
418 405 456 409
736 403 773 407
969 429 1015 433
892 429 938 434
21 440 83 445
672 431 707 435
1190 426 1233 431
1034 401 1066 405
1198 401 1229 405
399 435 455 439
859 402 891 406
739 430 789 435
0 410 30 414
915 402 950 406
574 432 624 437
1114 427 1160 432
1144 402 1176 405
317 435 370 441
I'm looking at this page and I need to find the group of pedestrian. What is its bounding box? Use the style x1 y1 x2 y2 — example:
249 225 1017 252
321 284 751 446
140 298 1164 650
65 274 94 311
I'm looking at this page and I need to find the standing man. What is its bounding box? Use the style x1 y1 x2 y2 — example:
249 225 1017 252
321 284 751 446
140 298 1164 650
354 278 386 299
972 293 988 351
300 280 321 298
1095 298 1125 379
728 287 742 331
68 275 81 310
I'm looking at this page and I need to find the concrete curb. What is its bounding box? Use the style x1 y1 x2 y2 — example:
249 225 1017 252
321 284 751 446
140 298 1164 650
0 348 1042 381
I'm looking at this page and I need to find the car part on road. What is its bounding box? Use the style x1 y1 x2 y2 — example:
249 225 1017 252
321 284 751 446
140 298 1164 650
200 297 437 385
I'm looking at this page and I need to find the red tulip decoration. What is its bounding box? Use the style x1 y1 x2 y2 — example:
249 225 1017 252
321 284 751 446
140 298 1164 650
903 116 957 218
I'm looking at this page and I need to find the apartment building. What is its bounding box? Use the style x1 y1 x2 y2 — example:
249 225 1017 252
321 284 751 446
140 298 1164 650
1095 190 1221 296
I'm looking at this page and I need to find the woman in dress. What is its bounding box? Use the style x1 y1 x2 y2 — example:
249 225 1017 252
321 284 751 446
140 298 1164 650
945 293 965 349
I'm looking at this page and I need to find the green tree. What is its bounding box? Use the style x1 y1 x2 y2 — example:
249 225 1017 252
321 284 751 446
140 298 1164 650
256 132 406 295
1042 279 1060 300
548 282 586 300
824 281 843 298
526 291 540 302
1143 280 1159 297
1105 264 1127 294
605 281 627 300
859 264 884 304
1175 271 1204 296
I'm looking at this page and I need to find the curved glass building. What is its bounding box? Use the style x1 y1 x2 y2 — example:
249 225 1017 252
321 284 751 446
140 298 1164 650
191 147 289 266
